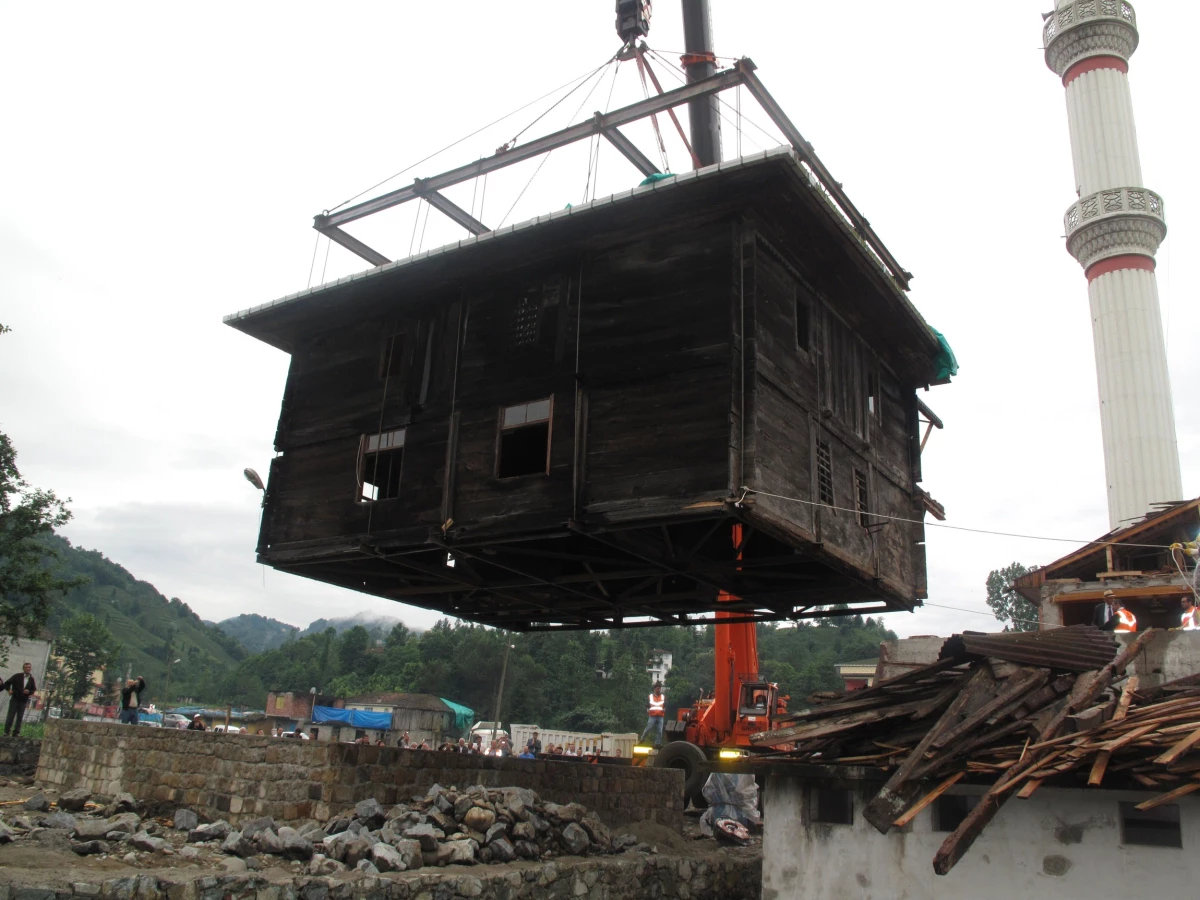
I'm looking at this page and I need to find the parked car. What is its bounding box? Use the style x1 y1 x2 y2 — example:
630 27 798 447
212 725 243 734
281 731 310 739
163 713 189 729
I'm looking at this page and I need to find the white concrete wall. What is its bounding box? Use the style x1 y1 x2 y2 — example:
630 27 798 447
763 774 1200 900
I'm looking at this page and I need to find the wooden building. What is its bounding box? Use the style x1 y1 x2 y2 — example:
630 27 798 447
227 147 951 630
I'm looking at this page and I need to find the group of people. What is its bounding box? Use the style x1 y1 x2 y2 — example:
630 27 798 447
1093 590 1200 632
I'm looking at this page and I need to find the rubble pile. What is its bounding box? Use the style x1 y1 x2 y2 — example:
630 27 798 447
753 627 1200 874
0 782 646 876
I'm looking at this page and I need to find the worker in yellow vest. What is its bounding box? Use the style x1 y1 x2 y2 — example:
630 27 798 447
1178 596 1199 631
1099 592 1136 633
640 681 666 747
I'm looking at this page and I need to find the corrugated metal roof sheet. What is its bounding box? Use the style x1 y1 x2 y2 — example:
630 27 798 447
939 625 1118 672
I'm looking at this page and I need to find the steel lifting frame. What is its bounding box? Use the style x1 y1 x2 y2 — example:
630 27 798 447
312 58 912 291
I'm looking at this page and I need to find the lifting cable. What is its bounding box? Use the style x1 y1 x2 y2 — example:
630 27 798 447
632 51 670 172
741 486 1178 551
637 49 701 170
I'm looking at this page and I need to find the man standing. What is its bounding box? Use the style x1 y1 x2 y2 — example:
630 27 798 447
640 681 666 747
1179 596 1199 631
119 676 146 725
1099 594 1137 633
3 663 37 737
526 729 542 756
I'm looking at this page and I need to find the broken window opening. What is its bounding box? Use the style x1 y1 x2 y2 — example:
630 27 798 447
854 469 870 526
933 794 979 832
816 440 834 507
1120 801 1182 848
809 788 853 825
498 398 552 479
360 429 406 502
795 290 811 352
867 371 880 420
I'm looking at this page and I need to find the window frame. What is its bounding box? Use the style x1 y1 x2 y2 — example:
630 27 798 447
816 439 834 507
495 396 554 479
854 468 870 526
358 428 406 502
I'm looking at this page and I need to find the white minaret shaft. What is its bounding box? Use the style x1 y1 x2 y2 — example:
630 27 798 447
1045 0 1181 529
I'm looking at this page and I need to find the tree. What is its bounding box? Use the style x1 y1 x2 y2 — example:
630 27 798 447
986 562 1039 632
55 612 121 709
0 429 83 664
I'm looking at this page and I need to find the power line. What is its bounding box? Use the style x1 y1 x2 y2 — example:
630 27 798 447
742 487 1176 551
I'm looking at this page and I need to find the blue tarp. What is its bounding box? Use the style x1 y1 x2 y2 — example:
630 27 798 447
312 706 392 729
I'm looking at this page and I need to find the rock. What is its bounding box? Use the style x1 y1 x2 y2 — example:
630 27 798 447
612 833 638 852
221 831 255 858
188 820 231 842
390 838 424 869
447 840 478 865
528 813 551 835
502 787 538 810
343 837 372 867
320 830 353 861
122 851 138 864
453 796 474 821
106 831 131 843
462 807 496 833
456 875 484 898
43 811 78 831
71 883 102 897
179 846 200 860
429 810 456 833
173 809 198 832
308 854 347 876
558 823 590 856
71 840 109 856
424 783 446 803
580 814 612 852
107 793 138 815
75 812 140 841
240 816 276 840
298 821 325 841
354 798 386 829
219 857 248 874
490 837 516 863
370 841 405 872
435 794 454 815
57 788 93 812
484 822 508 845
512 821 536 842
23 793 50 812
515 840 540 860
404 823 444 852
131 832 168 853
324 816 350 836
0 819 15 843
278 826 314 861
253 828 283 856
356 859 379 874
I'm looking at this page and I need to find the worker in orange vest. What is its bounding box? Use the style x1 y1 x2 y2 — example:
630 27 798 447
1178 596 1199 631
640 681 666 747
1099 593 1137 633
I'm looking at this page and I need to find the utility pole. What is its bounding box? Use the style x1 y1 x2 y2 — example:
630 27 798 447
491 638 513 740
681 0 721 167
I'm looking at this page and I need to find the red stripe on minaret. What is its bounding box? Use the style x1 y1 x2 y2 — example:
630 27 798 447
1063 56 1129 86
1085 254 1155 282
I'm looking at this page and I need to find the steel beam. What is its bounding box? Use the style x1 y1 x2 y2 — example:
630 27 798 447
320 225 391 268
419 187 489 236
314 63 749 232
737 66 912 290
602 126 660 177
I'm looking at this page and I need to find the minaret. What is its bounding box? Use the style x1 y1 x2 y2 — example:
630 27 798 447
1044 1 1181 528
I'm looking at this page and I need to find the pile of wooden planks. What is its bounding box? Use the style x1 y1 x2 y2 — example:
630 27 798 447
752 628 1200 875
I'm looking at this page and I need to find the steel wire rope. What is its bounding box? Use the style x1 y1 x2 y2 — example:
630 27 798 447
306 231 322 289
320 234 332 283
741 487 1177 551
506 53 619 147
326 59 617 214
585 59 624 202
644 48 767 155
498 60 616 229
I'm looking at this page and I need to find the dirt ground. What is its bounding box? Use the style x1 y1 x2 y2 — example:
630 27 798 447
0 782 760 891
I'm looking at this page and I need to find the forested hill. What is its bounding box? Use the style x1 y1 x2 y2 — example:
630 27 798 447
214 613 299 653
44 534 248 701
222 614 898 735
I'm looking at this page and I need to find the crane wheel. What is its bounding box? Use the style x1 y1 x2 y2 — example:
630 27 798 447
653 740 709 808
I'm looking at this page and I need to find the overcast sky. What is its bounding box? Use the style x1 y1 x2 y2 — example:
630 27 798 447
2 2 1197 638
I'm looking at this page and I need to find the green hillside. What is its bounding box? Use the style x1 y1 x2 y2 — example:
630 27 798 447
44 534 247 704
214 613 300 653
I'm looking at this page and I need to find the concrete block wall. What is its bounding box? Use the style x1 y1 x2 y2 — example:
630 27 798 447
37 721 683 830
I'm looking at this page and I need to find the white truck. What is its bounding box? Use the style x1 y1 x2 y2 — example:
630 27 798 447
510 724 637 759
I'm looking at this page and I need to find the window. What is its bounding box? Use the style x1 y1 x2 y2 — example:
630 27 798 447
382 332 406 380
1120 802 1182 848
933 794 979 832
854 469 870 526
795 291 811 351
810 788 853 825
360 429 405 501
816 440 834 506
867 371 880 419
822 313 866 438
498 398 552 478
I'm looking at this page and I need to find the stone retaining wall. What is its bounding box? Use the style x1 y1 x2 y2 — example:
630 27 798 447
0 853 761 900
37 722 682 830
0 734 41 776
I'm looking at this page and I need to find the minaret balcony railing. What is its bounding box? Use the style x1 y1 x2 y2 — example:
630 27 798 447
1064 186 1166 269
1044 0 1138 76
